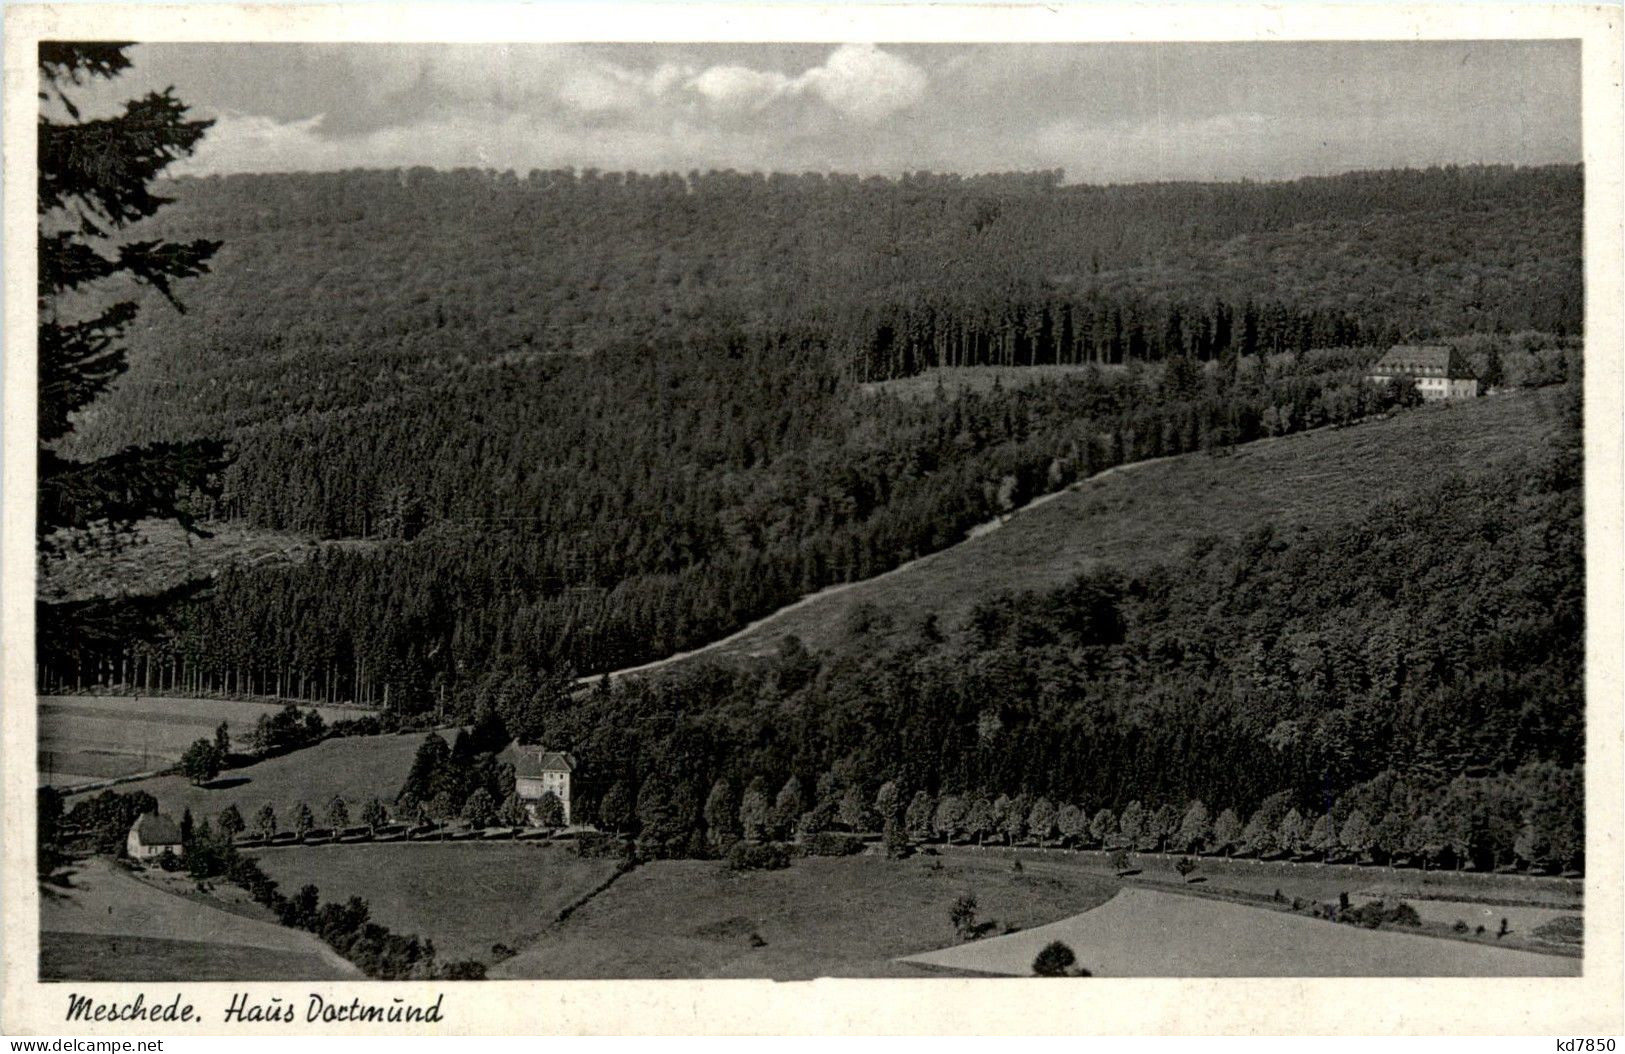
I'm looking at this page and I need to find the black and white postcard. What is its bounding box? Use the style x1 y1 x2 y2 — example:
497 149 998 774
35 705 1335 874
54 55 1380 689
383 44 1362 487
2 2 1621 1037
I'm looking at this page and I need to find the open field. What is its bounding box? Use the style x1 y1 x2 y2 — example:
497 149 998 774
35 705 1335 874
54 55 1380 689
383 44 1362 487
491 853 1119 979
39 694 374 788
627 390 1560 669
962 846 1583 909
39 856 356 981
1349 895 1579 937
247 844 622 964
898 887 1582 977
93 730 426 823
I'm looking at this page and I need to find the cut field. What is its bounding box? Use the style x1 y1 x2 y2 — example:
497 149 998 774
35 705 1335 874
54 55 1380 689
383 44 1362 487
247 843 622 964
93 729 427 825
897 886 1581 977
491 853 1119 979
674 391 1561 665
39 855 356 981
39 694 375 788
36 519 373 604
976 847 1583 910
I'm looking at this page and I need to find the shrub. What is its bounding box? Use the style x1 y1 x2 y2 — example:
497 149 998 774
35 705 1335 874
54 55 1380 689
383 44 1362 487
1532 916 1583 946
728 841 792 871
1032 940 1077 977
1339 899 1421 929
1175 856 1197 881
802 832 865 857
950 893 979 940
1453 919 1469 933
574 831 631 859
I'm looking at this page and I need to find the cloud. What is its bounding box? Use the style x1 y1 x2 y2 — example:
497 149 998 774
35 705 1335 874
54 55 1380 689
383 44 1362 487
140 42 1578 182
688 65 792 113
685 44 927 122
795 44 927 122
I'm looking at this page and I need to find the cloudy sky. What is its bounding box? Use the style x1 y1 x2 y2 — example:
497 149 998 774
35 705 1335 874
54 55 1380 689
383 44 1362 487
74 41 1581 183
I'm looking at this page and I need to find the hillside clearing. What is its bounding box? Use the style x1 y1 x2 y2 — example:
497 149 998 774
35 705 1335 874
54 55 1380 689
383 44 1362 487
39 695 374 788
653 391 1559 667
95 730 426 822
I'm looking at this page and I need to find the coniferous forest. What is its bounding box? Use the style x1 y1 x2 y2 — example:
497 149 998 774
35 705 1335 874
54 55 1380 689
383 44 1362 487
41 164 1582 706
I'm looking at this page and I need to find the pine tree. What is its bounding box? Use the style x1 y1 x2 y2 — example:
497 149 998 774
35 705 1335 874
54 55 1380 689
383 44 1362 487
36 44 227 556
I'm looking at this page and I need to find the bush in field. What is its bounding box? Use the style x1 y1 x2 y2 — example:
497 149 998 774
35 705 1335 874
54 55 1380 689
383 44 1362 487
950 893 979 940
1532 916 1583 945
1339 899 1421 929
1174 856 1197 881
1032 940 1077 977
727 841 792 871
801 832 865 857
1110 849 1132 875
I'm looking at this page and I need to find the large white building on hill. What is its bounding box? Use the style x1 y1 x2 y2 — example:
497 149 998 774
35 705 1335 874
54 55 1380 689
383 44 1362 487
512 746 575 826
1367 345 1479 400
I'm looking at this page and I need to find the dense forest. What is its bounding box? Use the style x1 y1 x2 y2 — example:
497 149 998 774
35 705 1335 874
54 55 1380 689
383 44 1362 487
412 378 1582 871
43 342 1503 698
39 165 1583 691
41 164 1583 701
70 164 1579 453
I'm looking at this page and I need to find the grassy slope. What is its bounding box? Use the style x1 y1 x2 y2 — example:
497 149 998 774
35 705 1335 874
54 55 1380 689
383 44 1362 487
39 695 374 787
39 855 355 981
898 886 1579 977
491 853 1118 980
247 844 622 963
679 391 1559 665
99 731 427 824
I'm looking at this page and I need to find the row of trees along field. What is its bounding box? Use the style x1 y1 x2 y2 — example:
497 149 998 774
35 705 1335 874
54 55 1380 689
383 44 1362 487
40 342 1518 695
400 385 1581 871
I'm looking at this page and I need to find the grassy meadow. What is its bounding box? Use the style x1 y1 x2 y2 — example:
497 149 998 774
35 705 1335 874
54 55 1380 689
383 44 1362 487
247 844 623 964
88 728 426 824
39 694 374 788
39 856 356 981
898 886 1581 977
491 853 1119 979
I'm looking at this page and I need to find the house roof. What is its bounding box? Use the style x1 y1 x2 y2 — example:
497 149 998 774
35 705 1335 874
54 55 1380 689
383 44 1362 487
130 812 183 846
510 745 576 778
1371 345 1476 380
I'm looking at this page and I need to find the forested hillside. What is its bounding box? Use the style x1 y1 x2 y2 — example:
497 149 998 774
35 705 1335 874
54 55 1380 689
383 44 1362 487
440 379 1583 872
41 164 1583 697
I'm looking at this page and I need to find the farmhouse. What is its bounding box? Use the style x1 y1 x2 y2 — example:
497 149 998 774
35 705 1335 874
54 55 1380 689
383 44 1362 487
126 812 184 861
512 746 575 826
1368 345 1479 400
